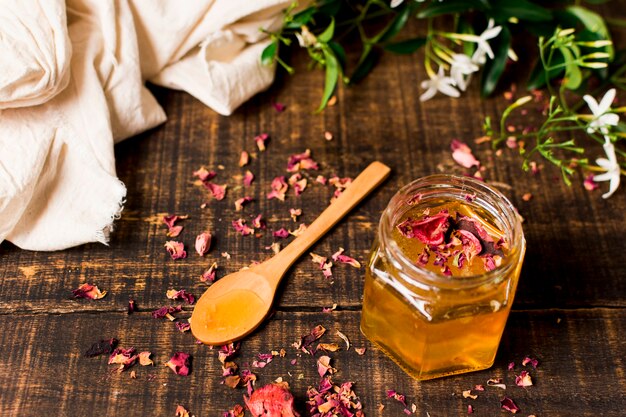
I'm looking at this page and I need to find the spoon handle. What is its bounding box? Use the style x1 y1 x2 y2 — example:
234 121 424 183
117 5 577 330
265 161 391 281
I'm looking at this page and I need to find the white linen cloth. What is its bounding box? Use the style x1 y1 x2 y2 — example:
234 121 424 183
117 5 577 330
0 0 298 251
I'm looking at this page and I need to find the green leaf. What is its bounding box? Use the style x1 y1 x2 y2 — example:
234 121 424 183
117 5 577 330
559 47 582 90
490 0 552 22
417 0 484 18
328 41 346 72
317 0 342 16
481 25 511 97
317 17 335 43
564 6 614 59
261 41 278 66
384 37 426 54
378 6 411 43
284 7 316 29
316 48 340 112
349 50 379 84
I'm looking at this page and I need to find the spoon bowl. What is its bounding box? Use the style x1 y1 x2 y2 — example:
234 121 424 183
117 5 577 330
190 267 276 345
190 161 391 345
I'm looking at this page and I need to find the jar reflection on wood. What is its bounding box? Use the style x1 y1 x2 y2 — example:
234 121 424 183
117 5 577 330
360 175 525 380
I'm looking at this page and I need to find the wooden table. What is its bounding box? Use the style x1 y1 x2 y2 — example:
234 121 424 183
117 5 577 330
1 40 625 417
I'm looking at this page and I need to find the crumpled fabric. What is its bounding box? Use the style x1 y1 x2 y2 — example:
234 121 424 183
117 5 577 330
0 0 300 251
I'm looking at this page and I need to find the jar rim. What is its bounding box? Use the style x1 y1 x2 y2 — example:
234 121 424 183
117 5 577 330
379 174 525 290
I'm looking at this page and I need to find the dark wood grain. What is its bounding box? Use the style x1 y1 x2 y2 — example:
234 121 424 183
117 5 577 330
1 14 625 417
1 310 624 417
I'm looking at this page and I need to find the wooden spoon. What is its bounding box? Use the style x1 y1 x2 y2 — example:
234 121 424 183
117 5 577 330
190 161 391 345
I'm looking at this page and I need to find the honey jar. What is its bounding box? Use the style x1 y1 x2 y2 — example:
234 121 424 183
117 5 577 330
360 174 525 380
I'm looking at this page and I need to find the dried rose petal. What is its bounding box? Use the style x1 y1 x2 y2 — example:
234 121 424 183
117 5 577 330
128 298 136 314
458 229 482 264
273 228 290 239
321 261 333 279
223 404 245 417
243 170 255 187
138 351 153 366
467 405 474 414
322 303 337 313
500 397 520 413
175 405 190 417
584 175 599 191
218 343 240 364
451 139 480 168
109 347 138 371
222 361 238 377
235 196 253 212
232 219 254 236
522 356 539 368
223 375 241 388
195 231 211 256
456 214 503 257
317 356 334 377
166 289 195 304
331 247 361 268
355 347 366 355
162 215 182 229
151 305 182 320
295 325 326 354
397 211 451 246
336 330 351 351
286 149 319 172
255 133 269 151
487 378 507 389
165 241 187 260
72 283 107 300
315 175 327 185
474 384 485 391
483 255 497 271
288 173 308 196
165 352 191 376
515 370 533 387
176 322 191 333
289 223 307 237
239 151 250 167
267 176 288 201
167 225 183 238
193 167 216 181
317 343 341 352
244 383 300 417
387 390 407 406
463 390 478 399
201 262 218 283
289 208 302 222
84 338 118 357
310 253 327 267
508 361 515 371
417 247 430 266
273 102 286 112
203 182 227 201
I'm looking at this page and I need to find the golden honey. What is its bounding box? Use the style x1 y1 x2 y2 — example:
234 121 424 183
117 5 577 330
360 175 525 380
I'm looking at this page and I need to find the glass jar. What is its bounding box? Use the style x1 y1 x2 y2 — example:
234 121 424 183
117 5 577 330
360 174 525 380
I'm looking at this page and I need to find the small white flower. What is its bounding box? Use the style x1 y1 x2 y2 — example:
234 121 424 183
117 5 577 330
420 67 460 102
583 88 619 135
295 26 318 48
470 19 503 65
450 54 479 91
594 137 621 199
390 0 404 7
